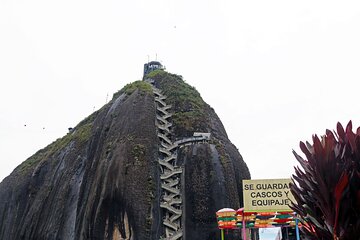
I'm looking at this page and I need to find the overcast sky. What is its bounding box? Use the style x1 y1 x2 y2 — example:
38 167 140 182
1 0 360 185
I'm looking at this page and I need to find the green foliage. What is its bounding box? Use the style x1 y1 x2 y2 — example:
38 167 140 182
122 81 153 95
172 111 204 131
215 141 229 168
131 144 146 161
16 119 94 174
150 70 208 136
47 122 93 155
75 123 92 143
162 75 203 112
111 80 153 101
145 69 165 79
291 121 360 239
147 175 155 200
16 150 47 173
47 134 73 155
77 110 97 126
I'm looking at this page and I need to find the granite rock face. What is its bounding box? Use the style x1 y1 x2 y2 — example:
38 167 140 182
0 71 250 240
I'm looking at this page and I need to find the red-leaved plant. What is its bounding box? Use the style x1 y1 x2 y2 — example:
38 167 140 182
291 121 360 240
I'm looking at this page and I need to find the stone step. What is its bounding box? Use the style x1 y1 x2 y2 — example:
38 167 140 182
156 121 172 129
156 95 167 100
157 113 172 121
163 193 181 201
163 229 183 240
153 88 162 95
161 183 180 195
159 159 174 171
161 168 182 180
158 133 173 145
157 124 171 134
170 213 182 222
163 219 180 231
163 195 182 205
155 97 167 106
157 115 171 125
163 178 180 187
162 154 176 163
157 105 172 115
160 142 178 152
159 147 172 156
160 202 182 215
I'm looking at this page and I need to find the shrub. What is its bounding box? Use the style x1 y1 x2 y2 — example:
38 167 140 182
148 70 208 137
291 121 360 239
122 81 152 95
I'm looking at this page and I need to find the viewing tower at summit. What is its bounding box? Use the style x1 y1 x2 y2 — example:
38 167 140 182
143 61 164 76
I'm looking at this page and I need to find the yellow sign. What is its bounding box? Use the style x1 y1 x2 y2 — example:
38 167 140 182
242 178 295 212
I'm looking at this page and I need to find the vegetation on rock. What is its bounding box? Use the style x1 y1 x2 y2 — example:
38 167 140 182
147 70 208 137
16 116 94 174
1 69 251 240
17 79 153 175
112 80 153 100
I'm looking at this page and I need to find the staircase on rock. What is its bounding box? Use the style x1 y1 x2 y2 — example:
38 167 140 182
153 86 183 240
145 76 211 240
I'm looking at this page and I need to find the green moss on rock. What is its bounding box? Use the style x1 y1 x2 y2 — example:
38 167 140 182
16 118 94 175
213 140 229 167
75 123 92 143
145 69 165 79
131 144 146 162
112 81 153 100
123 81 152 94
16 150 46 173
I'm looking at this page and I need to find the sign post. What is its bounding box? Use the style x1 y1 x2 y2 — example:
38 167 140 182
242 178 295 213
295 215 300 240
216 179 300 239
242 213 246 240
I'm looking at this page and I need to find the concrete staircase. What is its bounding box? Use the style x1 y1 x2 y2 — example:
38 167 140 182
146 78 211 240
153 86 183 240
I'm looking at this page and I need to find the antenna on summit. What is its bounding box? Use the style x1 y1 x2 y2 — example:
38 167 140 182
147 55 150 63
156 53 157 61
